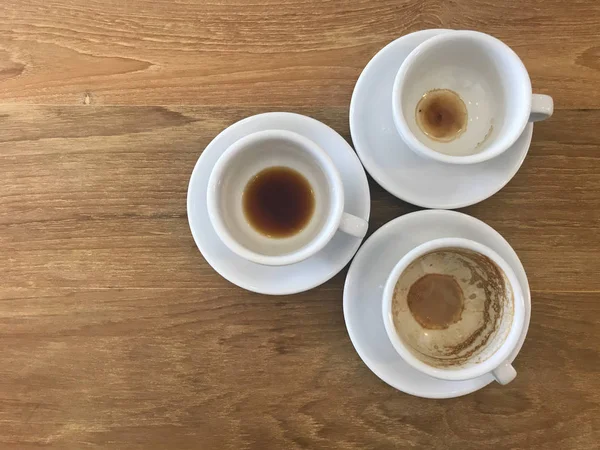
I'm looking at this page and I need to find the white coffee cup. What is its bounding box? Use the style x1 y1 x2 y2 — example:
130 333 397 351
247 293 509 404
382 238 525 385
392 30 554 164
207 130 368 266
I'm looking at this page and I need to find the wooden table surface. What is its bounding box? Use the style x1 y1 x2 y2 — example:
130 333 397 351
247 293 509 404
1 1 599 449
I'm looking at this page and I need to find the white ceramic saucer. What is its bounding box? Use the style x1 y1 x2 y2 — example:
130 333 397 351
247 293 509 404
343 210 531 398
350 30 534 209
187 112 370 295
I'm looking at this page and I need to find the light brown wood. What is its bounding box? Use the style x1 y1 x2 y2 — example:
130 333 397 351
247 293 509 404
0 0 599 108
1 1 599 449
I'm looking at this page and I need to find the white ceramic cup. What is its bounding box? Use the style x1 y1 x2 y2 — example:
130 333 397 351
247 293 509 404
392 30 554 164
207 130 368 266
382 238 525 385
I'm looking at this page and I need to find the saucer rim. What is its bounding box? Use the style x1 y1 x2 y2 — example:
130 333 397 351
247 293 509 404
343 209 531 398
349 29 533 209
187 112 371 295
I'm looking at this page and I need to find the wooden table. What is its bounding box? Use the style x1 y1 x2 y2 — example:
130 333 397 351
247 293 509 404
1 1 599 448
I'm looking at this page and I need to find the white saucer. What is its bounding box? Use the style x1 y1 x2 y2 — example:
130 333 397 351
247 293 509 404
350 30 534 209
187 112 370 295
343 210 531 398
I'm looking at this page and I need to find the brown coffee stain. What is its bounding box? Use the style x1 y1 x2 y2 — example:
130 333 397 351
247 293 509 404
393 248 514 368
407 274 464 330
415 89 467 142
437 249 511 364
475 123 494 150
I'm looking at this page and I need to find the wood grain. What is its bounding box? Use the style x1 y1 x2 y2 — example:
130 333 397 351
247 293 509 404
1 0 600 448
1 105 599 449
0 0 599 108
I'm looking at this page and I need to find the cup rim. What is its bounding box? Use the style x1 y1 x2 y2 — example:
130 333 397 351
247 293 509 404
392 30 532 165
381 237 525 381
206 129 344 266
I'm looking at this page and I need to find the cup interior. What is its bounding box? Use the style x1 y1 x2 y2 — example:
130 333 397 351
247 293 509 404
395 31 531 162
383 239 524 379
209 131 341 263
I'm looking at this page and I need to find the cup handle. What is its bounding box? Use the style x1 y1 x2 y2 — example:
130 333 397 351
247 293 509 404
338 212 368 238
529 94 554 122
492 361 517 385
